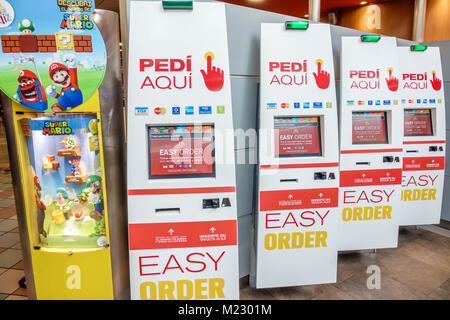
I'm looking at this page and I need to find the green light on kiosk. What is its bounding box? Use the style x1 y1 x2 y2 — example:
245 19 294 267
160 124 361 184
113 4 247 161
162 1 193 10
285 21 309 30
361 34 381 42
410 45 428 51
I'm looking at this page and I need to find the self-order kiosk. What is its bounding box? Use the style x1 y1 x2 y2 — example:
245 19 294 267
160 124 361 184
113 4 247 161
338 36 402 251
398 46 446 226
252 22 340 288
126 1 239 300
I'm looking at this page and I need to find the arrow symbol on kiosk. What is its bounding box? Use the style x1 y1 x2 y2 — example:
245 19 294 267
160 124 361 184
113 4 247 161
168 229 174 235
210 227 216 233
288 194 293 199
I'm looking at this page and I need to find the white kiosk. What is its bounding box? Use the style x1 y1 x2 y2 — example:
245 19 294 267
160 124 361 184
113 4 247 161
338 35 402 251
252 22 340 288
398 45 446 225
126 1 239 300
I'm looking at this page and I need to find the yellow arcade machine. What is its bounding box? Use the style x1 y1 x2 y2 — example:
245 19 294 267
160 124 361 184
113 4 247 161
0 0 128 299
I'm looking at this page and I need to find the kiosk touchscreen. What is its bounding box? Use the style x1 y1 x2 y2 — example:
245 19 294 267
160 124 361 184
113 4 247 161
252 22 339 289
0 1 127 299
338 36 402 251
126 1 239 300
398 46 446 225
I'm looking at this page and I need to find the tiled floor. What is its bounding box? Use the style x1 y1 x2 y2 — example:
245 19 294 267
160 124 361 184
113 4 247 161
0 172 28 300
0 167 449 300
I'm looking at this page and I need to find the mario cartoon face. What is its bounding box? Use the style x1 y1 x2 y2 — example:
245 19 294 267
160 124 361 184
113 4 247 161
51 68 71 89
16 70 48 111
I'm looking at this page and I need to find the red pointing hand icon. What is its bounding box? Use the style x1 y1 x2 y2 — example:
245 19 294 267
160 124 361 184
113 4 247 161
385 67 399 91
201 52 224 92
313 59 330 89
430 70 442 91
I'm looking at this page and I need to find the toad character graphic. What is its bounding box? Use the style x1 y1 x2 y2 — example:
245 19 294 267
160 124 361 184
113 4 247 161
46 54 83 112
16 70 48 111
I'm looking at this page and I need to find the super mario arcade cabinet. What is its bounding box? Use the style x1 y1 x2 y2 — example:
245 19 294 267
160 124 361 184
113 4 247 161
338 35 402 251
126 1 239 300
0 0 128 299
398 45 446 225
251 22 340 289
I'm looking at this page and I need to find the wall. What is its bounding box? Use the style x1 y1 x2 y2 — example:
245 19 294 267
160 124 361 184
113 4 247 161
423 40 450 221
335 0 415 40
424 0 450 42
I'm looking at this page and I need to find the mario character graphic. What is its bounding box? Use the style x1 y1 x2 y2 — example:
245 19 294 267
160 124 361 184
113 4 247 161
18 18 35 35
33 176 47 237
86 175 105 236
16 70 48 111
46 54 83 112
69 159 81 176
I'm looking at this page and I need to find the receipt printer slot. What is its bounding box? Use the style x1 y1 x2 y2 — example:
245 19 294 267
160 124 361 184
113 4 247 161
280 179 298 183
356 162 370 166
155 208 181 216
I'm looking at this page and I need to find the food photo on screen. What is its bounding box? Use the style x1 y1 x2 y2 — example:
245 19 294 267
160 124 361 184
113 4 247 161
352 111 389 144
274 116 322 157
404 109 433 136
148 124 215 179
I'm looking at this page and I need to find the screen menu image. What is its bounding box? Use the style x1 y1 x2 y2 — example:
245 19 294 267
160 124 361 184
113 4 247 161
352 111 388 145
404 109 433 137
148 124 215 179
274 116 322 157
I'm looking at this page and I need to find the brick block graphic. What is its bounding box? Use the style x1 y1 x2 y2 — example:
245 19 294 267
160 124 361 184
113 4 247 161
1 34 92 53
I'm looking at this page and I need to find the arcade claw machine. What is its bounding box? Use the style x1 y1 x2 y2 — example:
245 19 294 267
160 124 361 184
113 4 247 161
0 0 128 299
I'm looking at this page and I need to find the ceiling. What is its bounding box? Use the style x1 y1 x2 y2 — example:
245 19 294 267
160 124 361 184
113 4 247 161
95 0 381 16
219 0 381 17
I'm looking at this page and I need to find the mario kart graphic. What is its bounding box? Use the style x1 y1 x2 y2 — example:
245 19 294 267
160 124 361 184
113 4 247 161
16 69 48 111
46 54 84 112
0 0 107 112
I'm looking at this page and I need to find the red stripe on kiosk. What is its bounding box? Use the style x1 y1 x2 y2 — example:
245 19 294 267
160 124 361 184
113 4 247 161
129 220 238 250
128 187 236 195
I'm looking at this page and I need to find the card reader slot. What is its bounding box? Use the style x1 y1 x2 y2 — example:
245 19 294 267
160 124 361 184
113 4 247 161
406 150 418 153
155 208 181 216
280 179 298 183
356 162 370 166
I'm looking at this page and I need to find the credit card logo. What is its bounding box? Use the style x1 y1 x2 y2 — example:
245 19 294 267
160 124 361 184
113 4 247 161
135 107 148 115
358 100 364 106
383 100 391 105
172 107 181 115
303 102 310 108
313 102 322 108
154 107 166 115
281 102 290 109
429 99 436 104
185 106 194 115
346 100 355 106
375 100 381 105
368 100 373 106
294 102 300 109
267 103 277 109
326 102 332 108
217 105 225 114
199 106 212 114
